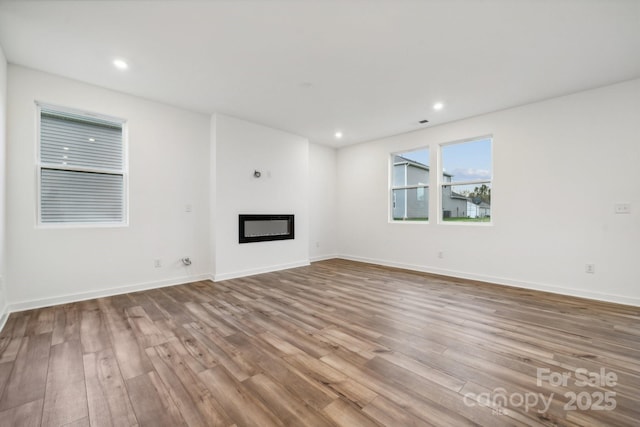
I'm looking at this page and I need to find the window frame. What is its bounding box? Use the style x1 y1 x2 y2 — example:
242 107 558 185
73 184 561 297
389 147 430 223
437 135 493 226
35 102 129 228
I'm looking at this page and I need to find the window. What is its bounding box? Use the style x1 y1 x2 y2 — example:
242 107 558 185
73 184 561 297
390 148 429 221
440 137 492 223
37 104 127 225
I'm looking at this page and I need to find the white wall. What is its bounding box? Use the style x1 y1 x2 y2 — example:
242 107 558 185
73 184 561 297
309 143 338 261
0 45 7 326
337 78 640 306
6 66 211 309
3 63 638 314
209 114 218 276
213 114 309 280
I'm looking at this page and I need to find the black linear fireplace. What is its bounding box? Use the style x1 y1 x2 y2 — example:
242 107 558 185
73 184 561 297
239 214 295 244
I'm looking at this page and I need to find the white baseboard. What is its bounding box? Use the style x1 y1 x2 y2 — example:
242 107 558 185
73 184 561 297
338 254 640 307
8 273 213 313
3 253 636 325
0 303 8 333
214 260 310 282
309 254 339 263
3 258 312 317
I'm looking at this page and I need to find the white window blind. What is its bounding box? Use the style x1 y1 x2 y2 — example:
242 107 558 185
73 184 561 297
38 105 126 224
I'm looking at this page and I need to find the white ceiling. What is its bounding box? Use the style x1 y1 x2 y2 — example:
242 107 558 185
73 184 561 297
1 0 639 147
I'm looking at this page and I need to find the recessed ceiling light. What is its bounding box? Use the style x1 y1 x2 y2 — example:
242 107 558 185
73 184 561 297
433 102 444 111
113 59 128 70
63 147 69 150
335 131 343 139
88 138 95 142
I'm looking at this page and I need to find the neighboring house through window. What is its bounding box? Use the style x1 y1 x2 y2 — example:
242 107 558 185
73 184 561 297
390 136 492 224
37 103 127 225
440 136 492 223
391 148 429 221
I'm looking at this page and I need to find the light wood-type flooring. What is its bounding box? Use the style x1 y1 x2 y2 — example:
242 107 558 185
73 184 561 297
0 259 638 426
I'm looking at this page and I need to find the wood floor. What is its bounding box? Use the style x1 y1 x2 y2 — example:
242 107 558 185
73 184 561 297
0 259 638 427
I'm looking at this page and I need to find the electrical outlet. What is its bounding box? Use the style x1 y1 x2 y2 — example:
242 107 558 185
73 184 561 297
154 259 162 268
585 264 595 274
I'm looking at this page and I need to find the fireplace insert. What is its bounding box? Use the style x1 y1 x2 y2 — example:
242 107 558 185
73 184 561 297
239 214 295 244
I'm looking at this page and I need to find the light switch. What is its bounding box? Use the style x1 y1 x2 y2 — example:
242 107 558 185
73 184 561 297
614 203 631 214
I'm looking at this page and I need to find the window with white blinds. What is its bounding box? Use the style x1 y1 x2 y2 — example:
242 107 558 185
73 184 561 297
38 104 127 225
